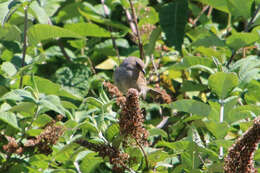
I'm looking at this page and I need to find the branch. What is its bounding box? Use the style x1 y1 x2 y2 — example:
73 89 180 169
227 4 260 68
192 5 209 27
128 0 144 60
134 138 149 170
19 5 29 89
245 4 260 32
57 39 71 62
101 0 120 64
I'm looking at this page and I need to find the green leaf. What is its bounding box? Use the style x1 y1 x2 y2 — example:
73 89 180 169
30 1 50 24
145 27 162 55
0 111 20 130
226 105 260 123
80 152 103 173
170 99 211 116
226 31 259 49
208 72 239 99
79 9 129 33
227 0 254 19
95 58 117 70
245 80 260 104
105 123 119 142
56 2 83 22
28 24 82 45
156 140 190 153
148 149 172 164
148 128 168 138
0 24 21 42
205 121 229 139
9 102 36 115
38 95 68 117
193 0 229 13
86 97 103 109
26 129 42 137
159 0 188 52
0 89 36 103
1 62 17 77
64 23 111 37
12 75 82 101
170 56 215 70
180 80 208 92
191 32 225 48
0 1 9 25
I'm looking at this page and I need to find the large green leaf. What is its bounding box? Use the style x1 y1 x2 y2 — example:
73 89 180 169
0 111 20 130
193 0 229 13
56 2 83 22
80 152 103 173
205 121 229 139
227 0 254 19
145 27 162 55
159 0 188 52
79 9 129 33
0 24 21 42
38 95 69 118
170 99 211 116
0 89 36 103
208 72 239 99
226 31 259 50
1 61 17 77
64 23 111 37
170 56 215 71
30 1 50 24
226 105 260 123
28 24 82 45
12 75 82 101
245 80 260 104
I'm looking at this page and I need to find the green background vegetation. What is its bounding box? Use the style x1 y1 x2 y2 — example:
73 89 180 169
0 0 260 172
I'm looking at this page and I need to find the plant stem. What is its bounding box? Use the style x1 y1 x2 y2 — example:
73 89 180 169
58 39 71 62
128 0 144 60
19 5 29 89
245 4 260 32
134 138 149 170
219 100 224 159
101 0 120 64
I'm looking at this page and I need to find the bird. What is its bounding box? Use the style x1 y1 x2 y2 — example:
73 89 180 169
114 56 147 97
114 56 161 98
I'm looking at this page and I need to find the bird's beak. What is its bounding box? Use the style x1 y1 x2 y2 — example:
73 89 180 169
141 68 146 74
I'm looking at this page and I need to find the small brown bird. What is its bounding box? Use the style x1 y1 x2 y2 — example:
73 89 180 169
114 56 162 98
114 56 147 97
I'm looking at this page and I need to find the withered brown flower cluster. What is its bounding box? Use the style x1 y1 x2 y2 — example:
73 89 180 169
224 117 260 173
3 118 64 156
24 120 65 155
104 82 126 106
2 136 23 155
76 139 129 173
119 88 148 146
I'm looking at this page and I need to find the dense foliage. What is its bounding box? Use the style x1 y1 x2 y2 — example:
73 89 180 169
0 0 260 172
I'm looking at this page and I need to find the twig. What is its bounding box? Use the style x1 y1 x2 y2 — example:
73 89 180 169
245 4 260 32
128 0 144 60
226 50 236 68
207 6 213 17
192 5 209 27
57 39 71 62
227 4 260 68
134 138 149 170
19 5 29 89
101 0 120 64
156 116 169 129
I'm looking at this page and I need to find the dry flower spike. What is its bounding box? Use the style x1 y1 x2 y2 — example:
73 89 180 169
224 117 260 173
